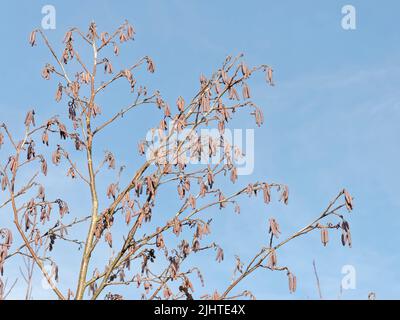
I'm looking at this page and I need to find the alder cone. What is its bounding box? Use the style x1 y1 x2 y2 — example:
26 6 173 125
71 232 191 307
288 272 297 293
29 30 36 46
321 228 329 246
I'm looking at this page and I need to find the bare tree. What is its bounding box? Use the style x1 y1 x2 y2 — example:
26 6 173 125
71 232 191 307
0 21 354 300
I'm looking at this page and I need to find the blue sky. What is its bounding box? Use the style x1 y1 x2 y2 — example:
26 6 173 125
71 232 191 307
1 0 400 299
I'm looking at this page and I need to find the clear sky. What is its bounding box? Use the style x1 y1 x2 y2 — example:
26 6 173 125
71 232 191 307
1 0 400 299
